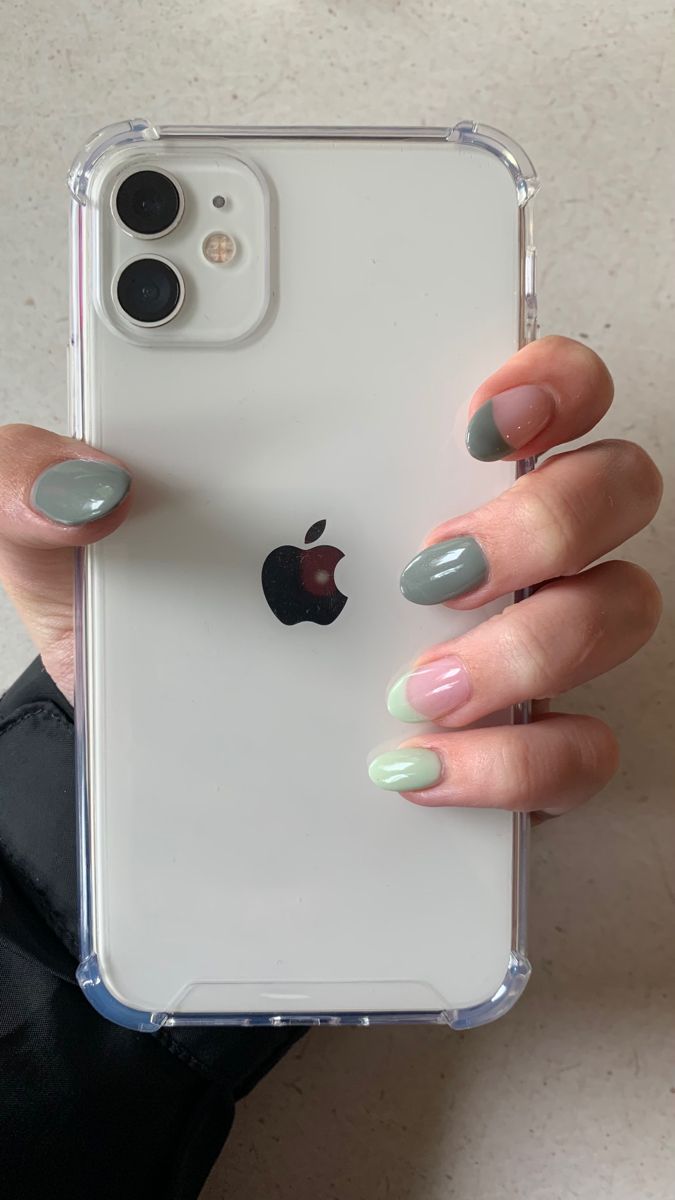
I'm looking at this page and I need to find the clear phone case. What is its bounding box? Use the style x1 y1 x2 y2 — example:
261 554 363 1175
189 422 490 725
69 120 538 1032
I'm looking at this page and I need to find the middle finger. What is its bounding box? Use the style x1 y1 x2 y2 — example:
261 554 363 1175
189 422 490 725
400 439 663 609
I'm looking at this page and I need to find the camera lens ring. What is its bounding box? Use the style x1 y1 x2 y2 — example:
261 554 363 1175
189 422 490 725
113 255 185 327
112 168 184 239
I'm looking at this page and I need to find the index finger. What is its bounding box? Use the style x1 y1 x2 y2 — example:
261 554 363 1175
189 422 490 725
466 335 614 461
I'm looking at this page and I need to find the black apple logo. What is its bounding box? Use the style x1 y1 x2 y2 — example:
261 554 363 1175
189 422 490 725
262 519 347 626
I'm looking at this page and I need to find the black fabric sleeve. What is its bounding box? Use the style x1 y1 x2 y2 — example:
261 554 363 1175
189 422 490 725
0 658 303 1200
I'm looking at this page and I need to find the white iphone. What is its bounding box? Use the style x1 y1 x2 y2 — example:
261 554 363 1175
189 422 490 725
69 120 537 1031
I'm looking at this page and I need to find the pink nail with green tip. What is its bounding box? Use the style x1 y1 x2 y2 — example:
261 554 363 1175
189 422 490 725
387 656 472 723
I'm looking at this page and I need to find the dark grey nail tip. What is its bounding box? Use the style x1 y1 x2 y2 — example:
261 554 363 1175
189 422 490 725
31 459 131 526
400 536 489 605
465 400 511 462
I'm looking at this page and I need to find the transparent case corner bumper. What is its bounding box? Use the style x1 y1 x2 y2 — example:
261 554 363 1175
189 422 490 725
446 951 531 1031
67 118 159 204
77 954 166 1033
450 120 539 205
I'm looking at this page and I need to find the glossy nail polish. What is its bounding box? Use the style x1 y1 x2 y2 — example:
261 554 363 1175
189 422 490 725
400 536 488 605
368 748 442 791
387 655 471 723
466 384 556 461
31 460 131 526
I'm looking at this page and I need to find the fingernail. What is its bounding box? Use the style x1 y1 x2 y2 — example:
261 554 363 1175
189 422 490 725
31 460 131 526
400 536 488 605
387 655 472 723
368 748 442 791
466 385 556 461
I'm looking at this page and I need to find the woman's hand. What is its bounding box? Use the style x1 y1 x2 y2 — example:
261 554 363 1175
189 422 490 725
368 336 663 815
0 337 663 816
0 425 132 700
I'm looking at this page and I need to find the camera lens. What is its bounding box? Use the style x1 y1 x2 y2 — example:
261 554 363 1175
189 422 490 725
115 257 184 326
114 170 183 237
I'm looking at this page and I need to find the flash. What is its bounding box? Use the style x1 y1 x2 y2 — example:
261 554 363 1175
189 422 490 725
202 232 237 265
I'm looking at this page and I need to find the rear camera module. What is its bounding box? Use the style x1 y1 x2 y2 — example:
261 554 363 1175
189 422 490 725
113 169 183 238
115 256 185 327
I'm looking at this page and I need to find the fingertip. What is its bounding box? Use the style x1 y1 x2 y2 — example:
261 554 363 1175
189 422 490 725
466 336 614 454
554 711 620 793
583 713 621 784
29 460 132 537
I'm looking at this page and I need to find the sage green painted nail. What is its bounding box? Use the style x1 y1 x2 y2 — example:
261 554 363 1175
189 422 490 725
368 748 442 791
31 460 131 526
465 399 510 462
386 673 426 723
400 536 488 605
466 386 556 462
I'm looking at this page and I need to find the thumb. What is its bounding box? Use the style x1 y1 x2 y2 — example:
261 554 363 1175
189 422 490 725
0 424 132 698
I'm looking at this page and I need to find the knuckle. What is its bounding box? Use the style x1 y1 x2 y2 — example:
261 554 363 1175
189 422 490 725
536 336 614 395
576 716 620 786
602 439 664 510
630 444 663 511
616 561 663 637
498 736 540 811
0 424 63 476
498 612 555 698
550 611 605 687
512 481 586 574
0 423 35 452
577 344 614 400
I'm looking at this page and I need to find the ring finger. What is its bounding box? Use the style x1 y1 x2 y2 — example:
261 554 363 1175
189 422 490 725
387 560 662 727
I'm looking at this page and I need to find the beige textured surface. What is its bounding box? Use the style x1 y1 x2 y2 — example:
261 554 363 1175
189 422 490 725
1 2 674 1197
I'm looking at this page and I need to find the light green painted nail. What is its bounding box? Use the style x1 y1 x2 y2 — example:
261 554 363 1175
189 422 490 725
368 748 442 792
386 673 425 723
31 459 131 526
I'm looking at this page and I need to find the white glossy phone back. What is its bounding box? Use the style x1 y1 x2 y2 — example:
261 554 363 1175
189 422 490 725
72 123 536 1028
